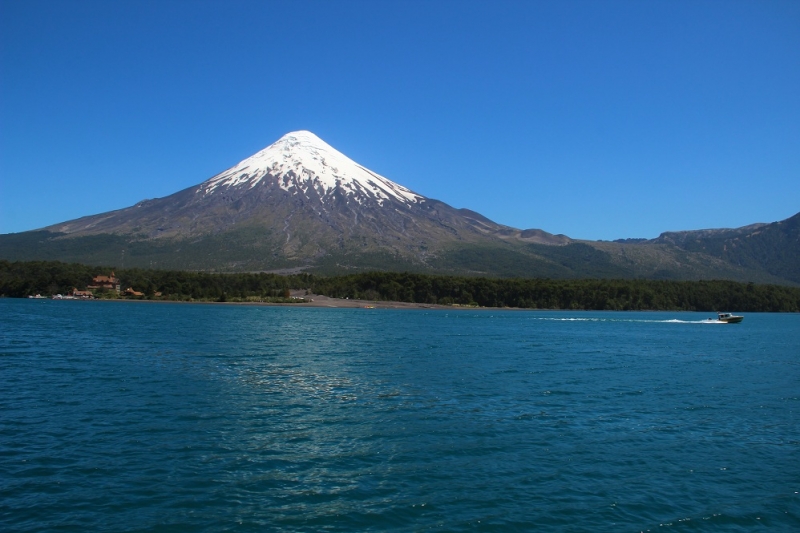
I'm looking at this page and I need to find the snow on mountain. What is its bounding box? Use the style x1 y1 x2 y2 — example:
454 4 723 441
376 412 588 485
40 129 573 252
199 131 423 206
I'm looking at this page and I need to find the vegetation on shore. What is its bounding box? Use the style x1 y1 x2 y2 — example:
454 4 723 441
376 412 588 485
2 260 799 312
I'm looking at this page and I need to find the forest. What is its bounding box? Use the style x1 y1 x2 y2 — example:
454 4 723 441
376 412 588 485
2 260 799 312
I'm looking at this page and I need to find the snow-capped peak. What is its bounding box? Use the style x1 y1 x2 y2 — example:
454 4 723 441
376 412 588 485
199 130 423 206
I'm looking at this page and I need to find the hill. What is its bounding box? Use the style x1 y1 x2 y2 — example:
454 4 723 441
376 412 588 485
0 131 797 284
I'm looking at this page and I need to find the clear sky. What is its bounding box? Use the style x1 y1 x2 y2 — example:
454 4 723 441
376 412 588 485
1 0 798 240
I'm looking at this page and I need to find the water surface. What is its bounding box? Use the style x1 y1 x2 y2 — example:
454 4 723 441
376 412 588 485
2 300 798 531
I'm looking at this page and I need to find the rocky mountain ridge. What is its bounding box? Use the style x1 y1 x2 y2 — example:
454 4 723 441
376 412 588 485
1 131 797 284
35 131 569 269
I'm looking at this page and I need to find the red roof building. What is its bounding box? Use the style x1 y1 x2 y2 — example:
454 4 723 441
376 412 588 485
88 272 120 293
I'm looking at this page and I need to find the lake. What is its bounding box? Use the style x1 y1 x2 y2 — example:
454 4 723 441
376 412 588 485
1 299 798 531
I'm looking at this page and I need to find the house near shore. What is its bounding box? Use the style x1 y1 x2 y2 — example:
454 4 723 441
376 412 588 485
125 287 145 297
88 272 120 294
71 288 94 299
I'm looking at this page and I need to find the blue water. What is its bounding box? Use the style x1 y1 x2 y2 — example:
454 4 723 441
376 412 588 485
1 299 798 532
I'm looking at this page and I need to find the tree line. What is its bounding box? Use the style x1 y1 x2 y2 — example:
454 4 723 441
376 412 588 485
2 260 799 312
308 271 800 312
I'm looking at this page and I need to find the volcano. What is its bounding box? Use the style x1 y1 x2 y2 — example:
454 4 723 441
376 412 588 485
29 131 567 272
3 131 796 284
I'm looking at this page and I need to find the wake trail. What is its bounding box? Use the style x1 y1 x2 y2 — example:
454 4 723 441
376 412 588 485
530 317 725 324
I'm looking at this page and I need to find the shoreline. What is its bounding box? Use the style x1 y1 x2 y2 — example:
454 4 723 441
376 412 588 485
22 294 746 313
27 291 519 311
91 294 500 310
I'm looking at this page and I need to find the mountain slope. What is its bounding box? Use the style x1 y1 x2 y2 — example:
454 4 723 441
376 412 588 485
0 131 796 284
4 131 569 272
649 212 800 284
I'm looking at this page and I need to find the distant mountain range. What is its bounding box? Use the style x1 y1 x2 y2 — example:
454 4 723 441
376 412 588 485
1 131 797 285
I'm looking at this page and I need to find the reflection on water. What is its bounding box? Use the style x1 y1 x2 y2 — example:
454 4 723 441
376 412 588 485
2 302 799 531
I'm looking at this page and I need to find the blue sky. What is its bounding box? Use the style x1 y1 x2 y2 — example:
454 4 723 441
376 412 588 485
1 0 798 240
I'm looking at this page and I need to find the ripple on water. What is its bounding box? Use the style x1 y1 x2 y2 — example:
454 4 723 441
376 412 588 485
1 302 799 531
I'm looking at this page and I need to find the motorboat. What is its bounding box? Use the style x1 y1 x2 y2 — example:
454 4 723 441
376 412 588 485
717 312 744 323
